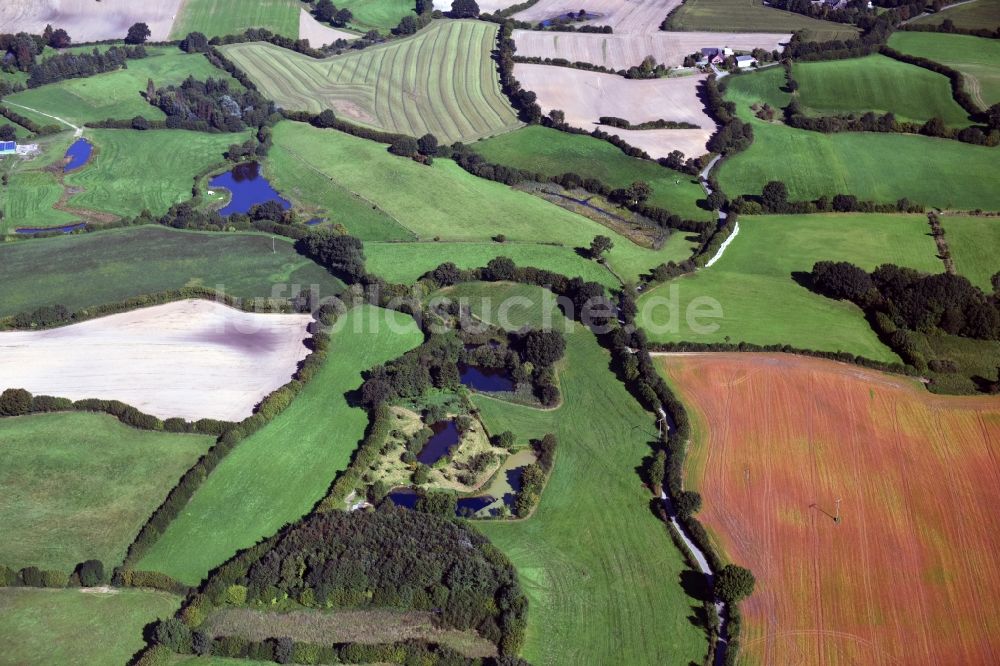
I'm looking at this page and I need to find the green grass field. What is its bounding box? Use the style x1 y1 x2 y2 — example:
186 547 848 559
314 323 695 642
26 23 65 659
444 283 707 665
718 71 1000 209
939 215 1000 290
222 21 522 144
0 412 210 571
64 129 247 218
170 0 300 39
636 214 943 361
270 122 698 283
666 0 858 39
1 47 239 128
792 54 971 125
889 32 1000 109
0 133 78 234
0 226 343 318
136 305 423 585
335 0 414 32
472 125 714 222
0 588 181 665
911 0 1000 29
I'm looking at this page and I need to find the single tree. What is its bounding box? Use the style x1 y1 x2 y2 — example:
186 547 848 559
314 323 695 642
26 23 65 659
49 28 71 49
451 0 481 18
715 564 756 603
761 180 788 211
314 0 336 22
523 329 566 367
333 8 354 26
75 560 105 587
125 22 151 44
312 108 337 128
0 388 32 416
180 31 209 53
417 133 438 155
389 135 419 157
589 234 614 260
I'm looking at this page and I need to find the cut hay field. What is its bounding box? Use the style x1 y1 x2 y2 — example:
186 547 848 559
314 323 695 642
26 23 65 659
0 133 78 234
0 226 344 318
514 63 715 158
889 32 1000 109
511 30 790 69
440 283 708 664
911 0 1000 29
0 300 313 422
718 70 1000 209
222 21 522 144
65 129 248 218
270 122 699 282
2 47 240 128
636 214 942 362
473 125 714 221
513 0 683 33
0 0 182 42
0 412 211 571
666 0 859 39
136 306 423 585
939 214 1000 291
0 588 182 665
661 352 1000 665
170 0 300 39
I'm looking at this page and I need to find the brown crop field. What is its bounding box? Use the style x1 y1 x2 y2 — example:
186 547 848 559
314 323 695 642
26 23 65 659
660 353 1000 665
514 0 683 33
512 30 790 69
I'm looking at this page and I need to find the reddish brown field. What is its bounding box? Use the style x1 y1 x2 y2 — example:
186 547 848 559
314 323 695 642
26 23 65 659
660 353 1000 665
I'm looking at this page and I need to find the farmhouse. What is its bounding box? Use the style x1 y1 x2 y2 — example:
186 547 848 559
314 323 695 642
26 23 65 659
736 55 758 68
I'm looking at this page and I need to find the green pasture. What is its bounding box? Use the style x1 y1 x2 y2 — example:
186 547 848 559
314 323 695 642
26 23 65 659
222 21 522 144
472 125 714 222
170 0 300 39
911 0 1000 29
939 215 1000 290
1 47 239 128
136 306 423 585
64 129 246 218
0 133 77 234
636 214 942 361
0 588 181 665
0 226 343 318
271 122 698 283
666 0 858 39
335 0 415 32
718 71 1000 209
452 283 708 665
0 412 209 572
889 32 1000 109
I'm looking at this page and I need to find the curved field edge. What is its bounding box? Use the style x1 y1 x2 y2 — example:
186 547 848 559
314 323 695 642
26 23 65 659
660 352 1000 665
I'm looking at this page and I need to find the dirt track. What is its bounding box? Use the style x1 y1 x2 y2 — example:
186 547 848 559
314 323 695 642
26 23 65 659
0 0 182 42
0 300 313 421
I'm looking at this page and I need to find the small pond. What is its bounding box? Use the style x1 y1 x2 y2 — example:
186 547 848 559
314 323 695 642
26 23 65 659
63 138 93 172
416 420 460 465
305 217 324 226
387 487 498 517
459 364 515 392
209 161 291 216
16 222 87 235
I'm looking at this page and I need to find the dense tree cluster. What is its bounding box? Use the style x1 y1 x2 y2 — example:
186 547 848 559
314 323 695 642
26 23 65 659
311 0 355 27
149 77 276 132
705 75 754 155
599 116 698 130
731 180 924 216
899 19 1000 39
26 45 147 87
1 32 46 71
295 229 367 283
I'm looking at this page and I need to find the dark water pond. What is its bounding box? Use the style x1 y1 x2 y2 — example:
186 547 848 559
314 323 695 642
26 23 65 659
16 222 86 235
417 420 460 465
540 11 602 26
210 162 291 216
306 217 324 226
500 466 526 509
387 488 497 517
63 139 93 172
459 364 515 392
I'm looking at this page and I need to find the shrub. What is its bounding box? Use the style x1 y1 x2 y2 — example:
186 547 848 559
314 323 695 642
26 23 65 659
0 388 33 416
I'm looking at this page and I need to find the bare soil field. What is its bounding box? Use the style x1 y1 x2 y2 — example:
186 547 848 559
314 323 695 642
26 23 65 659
514 63 715 157
661 352 1000 665
0 0 182 42
0 299 313 421
514 0 683 33
512 30 789 68
298 8 357 45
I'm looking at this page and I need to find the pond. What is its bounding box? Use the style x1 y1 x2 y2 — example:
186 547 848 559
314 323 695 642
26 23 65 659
209 161 291 216
459 364 515 392
16 222 87 235
387 487 498 517
305 217 324 226
417 420 460 465
63 138 93 172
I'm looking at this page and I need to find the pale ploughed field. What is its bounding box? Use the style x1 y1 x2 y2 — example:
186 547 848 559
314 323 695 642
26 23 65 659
0 300 313 422
514 0 684 33
0 0 183 42
298 8 357 45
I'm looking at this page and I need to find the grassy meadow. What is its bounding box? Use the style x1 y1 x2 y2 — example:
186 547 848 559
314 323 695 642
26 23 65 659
0 133 77 234
0 588 181 665
222 21 522 144
718 70 1000 209
889 32 1000 109
0 226 343 318
64 129 247 218
472 125 714 222
939 215 1000 290
636 214 942 362
170 0 300 39
666 0 858 39
1 47 240 128
335 0 415 31
911 0 1000 29
271 122 698 283
448 283 708 664
136 306 423 585
0 412 210 572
